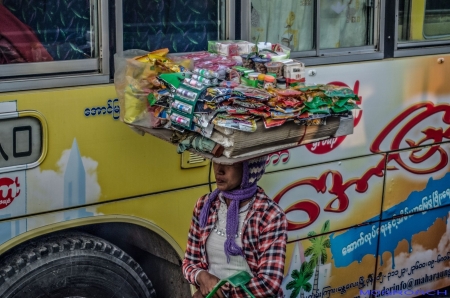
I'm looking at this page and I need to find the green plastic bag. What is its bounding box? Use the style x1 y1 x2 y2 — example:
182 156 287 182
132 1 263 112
206 271 255 298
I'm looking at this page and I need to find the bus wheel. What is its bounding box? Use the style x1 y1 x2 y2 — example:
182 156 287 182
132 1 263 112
0 231 156 298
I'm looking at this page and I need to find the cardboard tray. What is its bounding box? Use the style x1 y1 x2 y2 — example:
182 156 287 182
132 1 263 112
136 114 354 165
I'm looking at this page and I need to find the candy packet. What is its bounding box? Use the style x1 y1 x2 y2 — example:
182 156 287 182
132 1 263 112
213 118 257 132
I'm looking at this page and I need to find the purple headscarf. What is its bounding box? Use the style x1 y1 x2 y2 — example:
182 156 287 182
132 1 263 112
199 156 268 262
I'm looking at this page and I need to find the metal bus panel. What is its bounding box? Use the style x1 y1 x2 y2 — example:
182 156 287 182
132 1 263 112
0 85 210 217
282 225 378 298
0 184 209 253
383 143 450 221
265 53 450 173
259 154 385 241
374 207 450 297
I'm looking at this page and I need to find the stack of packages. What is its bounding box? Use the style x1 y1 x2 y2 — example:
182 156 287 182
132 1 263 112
114 42 359 160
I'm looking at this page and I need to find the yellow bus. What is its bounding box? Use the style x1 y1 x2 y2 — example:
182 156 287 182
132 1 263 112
0 0 449 297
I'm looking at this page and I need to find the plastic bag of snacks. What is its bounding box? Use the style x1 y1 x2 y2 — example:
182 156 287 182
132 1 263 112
114 49 190 129
260 44 291 62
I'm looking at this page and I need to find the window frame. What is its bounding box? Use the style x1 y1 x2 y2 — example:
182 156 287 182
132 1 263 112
1 0 449 93
114 0 234 57
394 0 450 57
240 0 384 66
0 0 110 93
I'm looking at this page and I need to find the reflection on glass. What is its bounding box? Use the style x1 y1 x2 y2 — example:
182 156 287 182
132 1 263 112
251 0 314 52
0 0 96 64
424 0 450 39
122 0 222 53
319 0 371 49
250 0 373 52
399 0 450 42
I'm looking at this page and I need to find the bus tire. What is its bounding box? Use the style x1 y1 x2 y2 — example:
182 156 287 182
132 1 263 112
0 231 156 298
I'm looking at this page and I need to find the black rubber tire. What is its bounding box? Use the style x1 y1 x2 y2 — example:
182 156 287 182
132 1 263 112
0 231 156 298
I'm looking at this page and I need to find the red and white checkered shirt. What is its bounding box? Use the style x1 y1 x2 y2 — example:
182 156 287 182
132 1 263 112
182 187 287 297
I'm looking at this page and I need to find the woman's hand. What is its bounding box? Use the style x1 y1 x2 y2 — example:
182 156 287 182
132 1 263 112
196 271 226 298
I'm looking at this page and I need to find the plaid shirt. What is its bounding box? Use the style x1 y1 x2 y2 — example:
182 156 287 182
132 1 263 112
182 187 287 297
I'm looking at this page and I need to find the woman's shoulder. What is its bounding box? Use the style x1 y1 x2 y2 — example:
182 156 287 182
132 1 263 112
195 191 219 210
195 193 209 208
253 187 285 216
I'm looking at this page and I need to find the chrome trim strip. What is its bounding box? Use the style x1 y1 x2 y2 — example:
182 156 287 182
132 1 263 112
398 40 450 48
240 0 251 41
0 112 19 120
227 0 236 40
299 52 384 66
0 75 110 93
318 45 377 54
394 0 399 50
100 0 110 75
379 0 385 53
0 60 98 78
291 50 318 58
373 0 381 50
394 46 450 57
316 0 321 56
115 0 124 55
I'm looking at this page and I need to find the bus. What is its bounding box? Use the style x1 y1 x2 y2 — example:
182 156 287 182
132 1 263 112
0 0 449 297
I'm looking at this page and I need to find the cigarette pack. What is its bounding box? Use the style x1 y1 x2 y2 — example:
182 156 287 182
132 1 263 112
208 40 256 56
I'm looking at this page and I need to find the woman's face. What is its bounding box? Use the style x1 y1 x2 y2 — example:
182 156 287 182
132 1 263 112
213 162 243 191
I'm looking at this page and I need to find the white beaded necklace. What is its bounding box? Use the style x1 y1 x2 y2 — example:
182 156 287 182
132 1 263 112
212 197 254 238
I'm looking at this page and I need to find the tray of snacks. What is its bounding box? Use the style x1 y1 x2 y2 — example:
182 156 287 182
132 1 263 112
114 45 359 164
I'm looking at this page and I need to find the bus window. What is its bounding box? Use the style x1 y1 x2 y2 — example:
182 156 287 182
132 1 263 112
1 0 96 63
398 0 450 43
248 0 379 63
0 0 108 89
120 0 227 53
0 4 53 64
250 1 314 52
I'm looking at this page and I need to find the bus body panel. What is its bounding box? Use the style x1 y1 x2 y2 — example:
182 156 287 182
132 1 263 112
260 153 385 240
0 185 208 254
267 53 450 171
1 53 450 297
277 145 450 297
0 86 209 217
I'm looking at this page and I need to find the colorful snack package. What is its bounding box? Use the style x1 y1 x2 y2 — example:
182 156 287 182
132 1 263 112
212 118 257 132
263 117 286 128
202 87 233 103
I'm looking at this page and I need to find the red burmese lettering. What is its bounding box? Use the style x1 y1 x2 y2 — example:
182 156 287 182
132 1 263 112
275 159 385 231
371 102 450 174
268 150 290 165
274 175 327 230
0 177 20 209
278 102 450 232
284 200 321 230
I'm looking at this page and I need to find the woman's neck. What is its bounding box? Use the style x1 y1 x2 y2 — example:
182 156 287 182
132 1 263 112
224 197 252 208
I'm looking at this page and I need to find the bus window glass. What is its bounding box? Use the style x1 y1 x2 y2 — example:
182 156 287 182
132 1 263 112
320 0 372 49
0 0 97 64
250 0 374 52
423 0 450 39
398 0 450 42
250 0 314 51
122 0 225 53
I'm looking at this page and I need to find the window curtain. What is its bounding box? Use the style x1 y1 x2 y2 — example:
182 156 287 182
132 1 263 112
251 0 368 51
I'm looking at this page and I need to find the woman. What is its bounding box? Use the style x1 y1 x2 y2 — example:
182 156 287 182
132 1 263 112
182 156 287 297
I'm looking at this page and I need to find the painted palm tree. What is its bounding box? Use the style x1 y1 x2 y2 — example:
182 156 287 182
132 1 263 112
286 260 314 298
304 220 331 295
